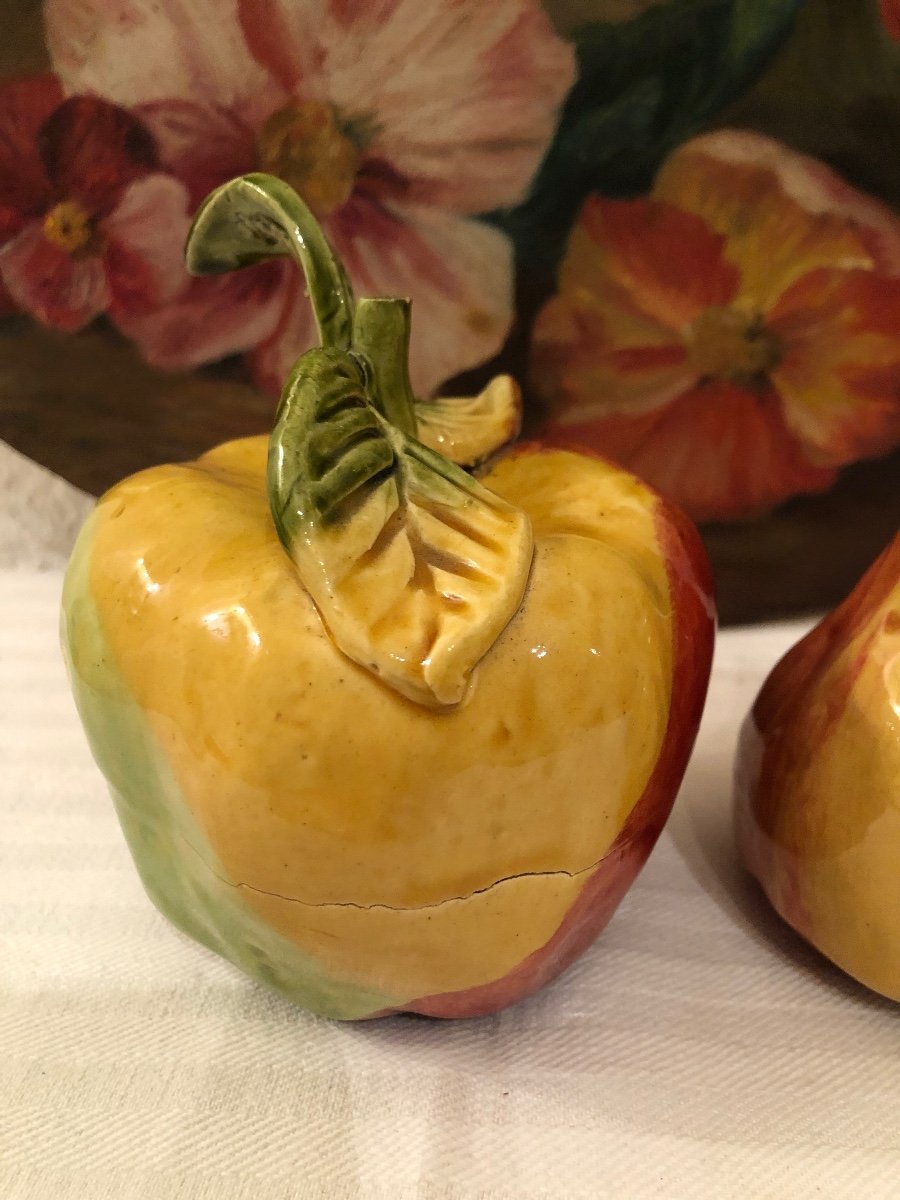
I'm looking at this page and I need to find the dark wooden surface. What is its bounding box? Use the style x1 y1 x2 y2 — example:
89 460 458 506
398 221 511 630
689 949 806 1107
700 454 899 625
0 319 272 496
2 0 47 75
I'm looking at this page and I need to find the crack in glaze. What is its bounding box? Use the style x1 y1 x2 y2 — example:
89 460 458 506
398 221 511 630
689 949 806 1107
232 864 605 912
181 831 623 911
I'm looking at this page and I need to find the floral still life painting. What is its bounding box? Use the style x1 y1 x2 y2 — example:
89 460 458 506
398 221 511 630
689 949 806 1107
21 0 577 395
0 0 899 622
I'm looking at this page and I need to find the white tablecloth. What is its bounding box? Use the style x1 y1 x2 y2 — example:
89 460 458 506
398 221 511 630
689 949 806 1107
2 442 898 1199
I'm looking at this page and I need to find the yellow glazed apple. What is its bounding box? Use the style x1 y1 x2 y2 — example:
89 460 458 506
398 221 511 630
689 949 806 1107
62 175 715 1018
736 534 900 1000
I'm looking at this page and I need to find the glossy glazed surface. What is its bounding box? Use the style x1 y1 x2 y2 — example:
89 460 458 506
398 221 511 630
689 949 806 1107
186 176 534 711
63 442 714 1018
735 534 900 1000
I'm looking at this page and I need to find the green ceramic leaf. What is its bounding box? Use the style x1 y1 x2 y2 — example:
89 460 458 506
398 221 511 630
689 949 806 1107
416 375 522 468
269 348 533 708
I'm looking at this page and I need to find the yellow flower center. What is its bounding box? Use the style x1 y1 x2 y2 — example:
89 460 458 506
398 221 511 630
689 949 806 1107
42 200 96 255
257 101 363 219
686 306 781 386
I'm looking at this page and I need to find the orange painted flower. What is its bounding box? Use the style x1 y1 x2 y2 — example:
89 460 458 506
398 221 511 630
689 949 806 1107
530 131 900 521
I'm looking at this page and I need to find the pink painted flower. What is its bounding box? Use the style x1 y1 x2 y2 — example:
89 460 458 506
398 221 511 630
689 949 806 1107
46 0 575 395
0 74 195 333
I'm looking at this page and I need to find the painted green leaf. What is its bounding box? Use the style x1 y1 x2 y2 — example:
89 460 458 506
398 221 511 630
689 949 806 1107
269 348 533 708
512 0 804 264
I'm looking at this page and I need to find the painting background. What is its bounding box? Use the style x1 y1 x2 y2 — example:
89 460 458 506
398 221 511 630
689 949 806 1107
1 0 898 622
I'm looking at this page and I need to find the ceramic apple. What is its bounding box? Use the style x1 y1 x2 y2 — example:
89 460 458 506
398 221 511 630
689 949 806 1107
61 175 715 1019
735 534 900 1000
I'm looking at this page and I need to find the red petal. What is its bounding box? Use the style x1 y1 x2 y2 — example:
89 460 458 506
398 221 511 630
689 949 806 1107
770 268 900 463
543 382 836 522
607 344 688 373
0 206 27 242
579 196 740 329
116 260 286 371
135 99 256 207
39 95 158 216
0 220 108 330
881 0 900 40
0 274 18 316
0 75 63 236
249 274 316 397
530 273 694 424
102 175 192 315
237 0 323 95
103 238 160 316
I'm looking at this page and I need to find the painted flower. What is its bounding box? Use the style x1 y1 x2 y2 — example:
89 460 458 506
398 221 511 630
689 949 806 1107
0 74 195 333
530 131 900 521
46 0 575 395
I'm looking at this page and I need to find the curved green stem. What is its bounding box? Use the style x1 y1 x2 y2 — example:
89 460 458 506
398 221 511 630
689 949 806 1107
185 173 354 350
351 298 417 437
